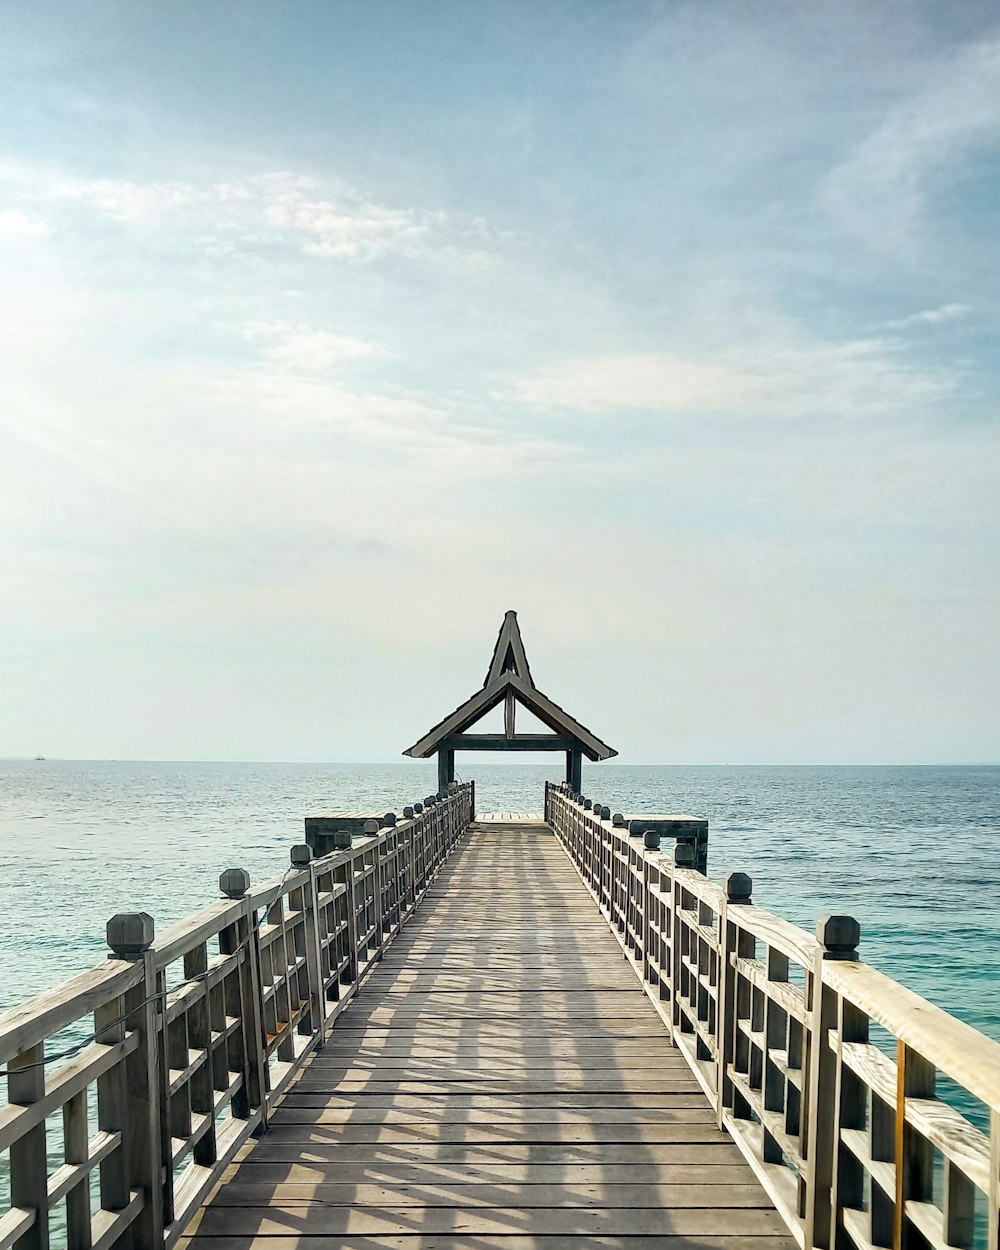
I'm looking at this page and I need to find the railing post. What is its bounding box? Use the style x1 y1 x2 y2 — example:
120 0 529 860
104 912 165 1250
219 868 269 1133
401 807 416 915
290 844 326 1048
718 872 752 1126
8 1051 49 1250
804 914 860 1250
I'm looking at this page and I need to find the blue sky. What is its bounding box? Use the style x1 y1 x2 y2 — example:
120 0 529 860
1 2 998 763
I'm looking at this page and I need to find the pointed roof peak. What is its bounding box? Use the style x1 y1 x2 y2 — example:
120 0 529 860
403 613 617 762
484 609 533 688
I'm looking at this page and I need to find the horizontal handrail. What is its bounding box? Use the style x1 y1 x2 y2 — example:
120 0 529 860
0 782 475 1250
546 780 1000 1250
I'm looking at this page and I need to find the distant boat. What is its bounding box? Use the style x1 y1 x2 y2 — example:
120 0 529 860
33 755 45 761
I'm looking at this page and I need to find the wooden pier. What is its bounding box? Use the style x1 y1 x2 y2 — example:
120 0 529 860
2 615 1000 1250
184 818 791 1249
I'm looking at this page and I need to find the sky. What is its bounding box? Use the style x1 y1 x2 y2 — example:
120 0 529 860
1 1 998 765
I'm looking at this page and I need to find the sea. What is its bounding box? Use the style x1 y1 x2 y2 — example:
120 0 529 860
1 759 996 1038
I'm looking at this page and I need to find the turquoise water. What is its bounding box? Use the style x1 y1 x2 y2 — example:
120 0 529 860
1 760 997 1039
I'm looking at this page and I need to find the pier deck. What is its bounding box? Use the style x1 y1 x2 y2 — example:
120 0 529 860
184 820 795 1250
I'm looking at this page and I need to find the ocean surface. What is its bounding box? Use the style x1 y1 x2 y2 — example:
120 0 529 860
2 759 997 1039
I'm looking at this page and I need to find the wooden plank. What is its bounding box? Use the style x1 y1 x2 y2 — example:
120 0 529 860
194 1205 791 1236
184 1237 798 1250
243 1141 747 1165
233 1162 754 1184
286 1077 703 1093
210 1182 774 1208
232 1120 735 1145
274 1106 717 1124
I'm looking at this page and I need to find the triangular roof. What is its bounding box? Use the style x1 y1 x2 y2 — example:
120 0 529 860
403 612 617 762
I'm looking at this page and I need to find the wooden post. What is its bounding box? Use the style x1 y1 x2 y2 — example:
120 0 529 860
105 912 165 1250
219 868 268 1133
830 997 869 1249
895 1043 936 1250
566 748 582 793
9 1054 49 1250
718 872 752 1125
437 749 455 794
290 844 326 1047
804 914 860 1250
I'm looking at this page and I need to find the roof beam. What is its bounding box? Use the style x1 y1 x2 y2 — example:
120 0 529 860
440 734 577 752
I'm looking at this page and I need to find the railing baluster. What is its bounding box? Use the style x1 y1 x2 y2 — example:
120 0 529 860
291 845 325 1047
219 868 268 1130
718 872 752 1125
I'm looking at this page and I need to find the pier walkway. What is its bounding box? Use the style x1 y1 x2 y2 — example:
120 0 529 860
186 820 793 1250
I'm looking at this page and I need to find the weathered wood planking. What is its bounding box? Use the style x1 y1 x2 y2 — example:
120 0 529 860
186 822 796 1250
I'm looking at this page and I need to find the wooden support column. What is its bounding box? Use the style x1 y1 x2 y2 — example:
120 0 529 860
566 748 582 793
437 748 455 794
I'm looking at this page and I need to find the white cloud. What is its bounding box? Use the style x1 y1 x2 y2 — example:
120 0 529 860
0 209 48 239
52 177 198 223
47 170 476 263
263 183 432 259
512 353 757 414
882 303 971 328
246 321 386 373
510 336 959 420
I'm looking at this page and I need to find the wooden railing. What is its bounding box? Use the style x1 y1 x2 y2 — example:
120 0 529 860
0 783 474 1250
547 781 1000 1250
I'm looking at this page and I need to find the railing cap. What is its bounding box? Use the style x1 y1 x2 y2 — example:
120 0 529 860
107 911 154 957
290 844 312 866
219 867 250 898
673 841 695 866
817 914 860 959
724 871 752 902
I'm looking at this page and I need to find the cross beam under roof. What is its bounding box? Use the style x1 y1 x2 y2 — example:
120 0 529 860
439 734 578 752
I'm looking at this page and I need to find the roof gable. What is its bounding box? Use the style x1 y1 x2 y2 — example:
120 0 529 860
402 612 617 762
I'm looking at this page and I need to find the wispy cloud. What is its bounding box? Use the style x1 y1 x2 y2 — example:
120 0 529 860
46 170 489 263
246 321 386 373
509 336 961 421
881 303 971 329
822 38 1000 251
